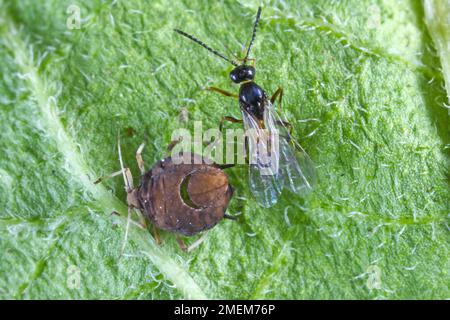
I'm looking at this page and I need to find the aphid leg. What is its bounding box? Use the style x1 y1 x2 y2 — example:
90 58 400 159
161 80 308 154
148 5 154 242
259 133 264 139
270 87 284 112
95 135 136 188
119 206 133 258
117 136 139 258
119 208 147 258
129 218 146 229
176 235 188 252
220 116 243 131
117 135 134 192
206 87 238 98
136 142 146 175
276 120 293 135
152 225 162 245
130 209 147 229
187 232 209 252
94 168 128 184
123 168 134 192
224 213 237 220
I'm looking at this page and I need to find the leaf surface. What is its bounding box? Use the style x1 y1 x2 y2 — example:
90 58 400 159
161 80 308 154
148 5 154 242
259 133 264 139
0 0 448 299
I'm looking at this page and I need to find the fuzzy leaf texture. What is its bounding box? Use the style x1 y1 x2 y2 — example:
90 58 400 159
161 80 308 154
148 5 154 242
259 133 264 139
0 0 449 299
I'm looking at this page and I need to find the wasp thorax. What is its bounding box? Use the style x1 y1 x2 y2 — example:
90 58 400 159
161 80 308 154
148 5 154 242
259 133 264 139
230 65 256 83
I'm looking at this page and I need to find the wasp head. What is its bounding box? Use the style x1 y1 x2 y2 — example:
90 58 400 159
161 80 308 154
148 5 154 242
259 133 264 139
229 65 255 83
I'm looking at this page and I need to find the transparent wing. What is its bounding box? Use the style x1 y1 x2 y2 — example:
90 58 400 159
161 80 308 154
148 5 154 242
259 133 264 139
241 109 282 208
263 100 317 195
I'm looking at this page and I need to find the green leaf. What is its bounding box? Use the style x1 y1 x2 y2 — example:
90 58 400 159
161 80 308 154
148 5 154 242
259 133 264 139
0 0 448 299
423 0 450 102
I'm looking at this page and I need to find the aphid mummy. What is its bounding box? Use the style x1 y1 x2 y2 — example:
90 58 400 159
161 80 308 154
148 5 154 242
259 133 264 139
96 141 234 252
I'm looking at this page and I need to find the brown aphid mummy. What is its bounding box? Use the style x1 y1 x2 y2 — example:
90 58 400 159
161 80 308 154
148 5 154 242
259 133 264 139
96 142 234 252
131 153 234 236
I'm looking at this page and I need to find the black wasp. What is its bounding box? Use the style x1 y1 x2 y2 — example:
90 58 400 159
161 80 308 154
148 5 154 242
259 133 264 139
174 7 316 207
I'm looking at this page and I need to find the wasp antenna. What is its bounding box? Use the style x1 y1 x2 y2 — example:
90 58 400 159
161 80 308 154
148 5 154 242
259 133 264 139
244 6 262 62
174 29 239 66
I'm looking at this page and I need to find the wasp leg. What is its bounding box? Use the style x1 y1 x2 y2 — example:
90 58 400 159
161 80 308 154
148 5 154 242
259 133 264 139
276 120 293 136
206 87 238 99
270 88 294 136
94 168 128 184
244 135 250 165
186 232 209 252
176 235 188 252
247 58 257 67
136 142 146 175
270 87 284 112
131 209 147 229
220 116 243 131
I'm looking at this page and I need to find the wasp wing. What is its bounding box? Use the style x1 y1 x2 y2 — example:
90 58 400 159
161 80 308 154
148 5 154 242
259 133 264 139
263 100 316 195
241 108 283 208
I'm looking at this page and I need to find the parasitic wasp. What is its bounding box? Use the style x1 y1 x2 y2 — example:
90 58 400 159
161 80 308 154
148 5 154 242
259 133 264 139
174 7 316 207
